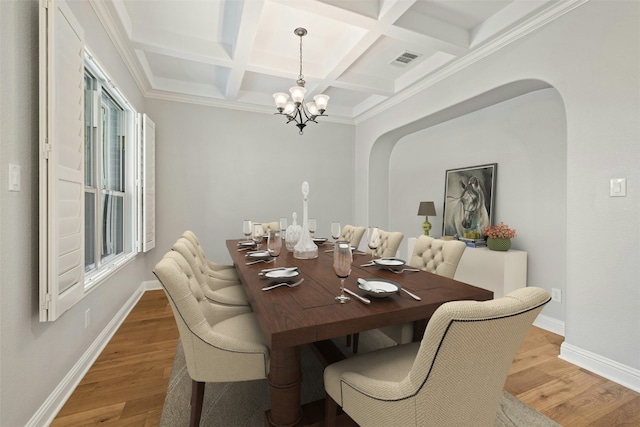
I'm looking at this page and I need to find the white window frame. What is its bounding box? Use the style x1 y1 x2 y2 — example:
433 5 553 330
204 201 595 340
82 51 139 292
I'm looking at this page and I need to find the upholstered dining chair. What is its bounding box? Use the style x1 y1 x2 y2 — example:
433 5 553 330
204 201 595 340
324 287 551 427
370 228 404 258
260 221 280 233
154 252 269 427
348 228 404 353
378 235 467 345
339 225 366 249
182 230 239 282
172 238 250 307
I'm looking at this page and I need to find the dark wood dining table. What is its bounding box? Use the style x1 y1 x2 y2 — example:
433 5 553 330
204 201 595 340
226 239 493 427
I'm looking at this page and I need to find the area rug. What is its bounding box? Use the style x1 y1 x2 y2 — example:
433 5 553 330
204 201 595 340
160 330 560 426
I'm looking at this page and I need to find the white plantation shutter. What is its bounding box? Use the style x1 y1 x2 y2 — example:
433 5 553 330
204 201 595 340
39 0 85 321
142 114 156 252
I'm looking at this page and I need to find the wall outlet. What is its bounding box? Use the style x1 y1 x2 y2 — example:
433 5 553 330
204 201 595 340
551 288 562 303
85 309 91 328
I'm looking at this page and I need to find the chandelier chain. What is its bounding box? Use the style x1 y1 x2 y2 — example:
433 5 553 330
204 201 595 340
298 33 304 82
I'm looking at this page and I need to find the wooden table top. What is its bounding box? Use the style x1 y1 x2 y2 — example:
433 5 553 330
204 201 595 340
226 239 493 349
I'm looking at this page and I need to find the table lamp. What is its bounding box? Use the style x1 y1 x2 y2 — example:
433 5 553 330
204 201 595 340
417 201 436 236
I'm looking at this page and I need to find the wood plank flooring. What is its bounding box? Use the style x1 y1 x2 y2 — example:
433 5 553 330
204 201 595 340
52 290 640 426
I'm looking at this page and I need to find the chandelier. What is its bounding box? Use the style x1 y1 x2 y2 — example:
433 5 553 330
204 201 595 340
273 28 330 135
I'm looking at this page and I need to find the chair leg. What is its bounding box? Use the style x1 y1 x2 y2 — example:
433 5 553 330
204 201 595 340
190 380 205 427
325 393 339 427
346 334 352 347
352 332 360 353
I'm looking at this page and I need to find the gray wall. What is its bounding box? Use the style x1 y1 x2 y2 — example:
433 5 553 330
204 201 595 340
0 1 148 425
354 0 639 380
143 99 355 275
389 88 566 321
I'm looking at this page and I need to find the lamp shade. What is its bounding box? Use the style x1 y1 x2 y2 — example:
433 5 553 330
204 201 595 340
289 86 306 103
283 102 296 115
273 92 289 109
313 94 329 111
417 201 436 216
306 101 319 116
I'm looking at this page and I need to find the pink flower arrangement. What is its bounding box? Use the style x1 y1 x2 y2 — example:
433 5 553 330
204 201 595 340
483 222 517 239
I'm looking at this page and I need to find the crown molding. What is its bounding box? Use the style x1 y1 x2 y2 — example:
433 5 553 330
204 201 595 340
354 0 590 125
89 0 151 96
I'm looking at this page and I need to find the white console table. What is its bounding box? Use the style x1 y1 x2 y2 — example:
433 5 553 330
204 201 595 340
407 238 527 298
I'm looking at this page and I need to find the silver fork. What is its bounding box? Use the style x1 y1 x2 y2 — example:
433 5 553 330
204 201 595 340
388 267 421 274
261 278 304 291
246 258 275 266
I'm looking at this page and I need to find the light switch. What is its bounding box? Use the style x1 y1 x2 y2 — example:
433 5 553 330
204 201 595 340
610 178 626 197
8 164 20 192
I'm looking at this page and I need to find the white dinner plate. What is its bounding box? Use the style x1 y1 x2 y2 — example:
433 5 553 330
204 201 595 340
264 269 300 280
357 278 400 298
373 258 406 267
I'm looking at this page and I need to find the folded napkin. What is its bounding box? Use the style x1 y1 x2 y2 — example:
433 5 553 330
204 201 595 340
259 266 298 275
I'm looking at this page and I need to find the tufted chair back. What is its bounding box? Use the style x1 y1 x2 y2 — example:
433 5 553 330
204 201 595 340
172 238 249 307
154 251 270 426
182 230 235 272
180 231 239 282
371 229 404 258
339 225 366 249
408 235 466 278
161 251 233 327
260 222 280 233
324 287 550 427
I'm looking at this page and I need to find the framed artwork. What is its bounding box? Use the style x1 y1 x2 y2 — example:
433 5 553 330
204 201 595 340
442 163 497 237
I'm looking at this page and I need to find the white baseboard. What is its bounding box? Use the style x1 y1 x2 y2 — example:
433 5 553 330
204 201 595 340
27 283 148 427
533 314 565 336
143 279 162 291
560 342 640 393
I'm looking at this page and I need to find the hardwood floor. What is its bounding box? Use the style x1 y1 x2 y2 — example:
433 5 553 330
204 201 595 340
52 290 640 426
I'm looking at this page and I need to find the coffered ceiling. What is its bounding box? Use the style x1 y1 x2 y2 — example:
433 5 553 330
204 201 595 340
91 0 565 123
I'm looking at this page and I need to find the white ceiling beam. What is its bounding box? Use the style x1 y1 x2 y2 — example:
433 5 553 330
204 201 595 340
129 26 231 62
330 71 395 96
269 0 378 29
224 0 266 100
390 13 470 56
471 0 552 48
378 0 418 25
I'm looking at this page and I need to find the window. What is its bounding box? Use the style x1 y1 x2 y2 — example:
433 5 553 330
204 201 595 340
84 69 128 276
39 0 154 321
81 55 137 290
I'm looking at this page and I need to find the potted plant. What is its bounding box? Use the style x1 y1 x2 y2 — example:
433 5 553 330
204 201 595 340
483 222 517 251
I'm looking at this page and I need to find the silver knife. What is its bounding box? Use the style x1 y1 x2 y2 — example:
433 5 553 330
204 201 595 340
343 288 371 304
400 287 421 301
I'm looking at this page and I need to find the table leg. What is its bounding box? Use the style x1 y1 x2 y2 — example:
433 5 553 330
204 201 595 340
413 318 428 342
266 346 302 427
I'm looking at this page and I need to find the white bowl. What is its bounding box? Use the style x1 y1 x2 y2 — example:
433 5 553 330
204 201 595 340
357 278 400 298
373 258 406 268
264 269 300 281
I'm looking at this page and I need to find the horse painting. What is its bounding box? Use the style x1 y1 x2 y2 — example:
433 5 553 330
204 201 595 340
444 176 490 237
